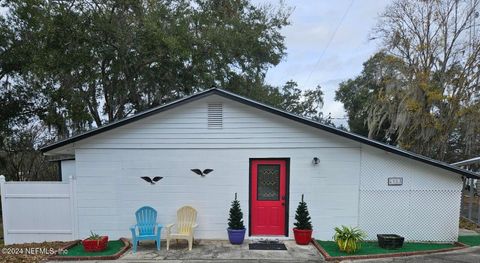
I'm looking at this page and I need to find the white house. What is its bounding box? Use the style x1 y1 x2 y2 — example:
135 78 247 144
1 88 478 245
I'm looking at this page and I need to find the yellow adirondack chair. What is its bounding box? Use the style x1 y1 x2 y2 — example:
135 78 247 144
166 206 198 250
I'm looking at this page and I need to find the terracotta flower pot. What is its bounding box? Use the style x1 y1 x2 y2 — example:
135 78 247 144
82 236 109 252
293 228 312 245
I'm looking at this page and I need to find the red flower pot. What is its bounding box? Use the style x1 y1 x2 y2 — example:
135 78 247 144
293 228 312 245
82 236 109 252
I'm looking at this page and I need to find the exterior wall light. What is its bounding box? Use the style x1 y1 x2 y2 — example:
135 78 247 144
312 157 320 165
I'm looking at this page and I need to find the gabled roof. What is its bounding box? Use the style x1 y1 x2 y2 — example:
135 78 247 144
41 88 479 178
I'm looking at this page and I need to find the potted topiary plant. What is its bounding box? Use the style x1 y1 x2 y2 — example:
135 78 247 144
227 193 246 244
333 226 366 253
293 194 313 245
82 231 109 252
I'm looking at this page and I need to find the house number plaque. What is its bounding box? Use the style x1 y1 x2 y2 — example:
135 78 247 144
388 177 403 186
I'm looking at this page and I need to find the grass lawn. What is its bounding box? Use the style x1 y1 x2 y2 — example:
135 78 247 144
317 240 456 257
458 235 480 246
62 240 125 257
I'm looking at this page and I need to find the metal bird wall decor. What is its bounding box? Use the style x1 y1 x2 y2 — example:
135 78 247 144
190 169 214 177
140 176 164 184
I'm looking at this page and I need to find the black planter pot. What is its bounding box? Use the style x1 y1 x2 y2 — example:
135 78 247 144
377 234 405 249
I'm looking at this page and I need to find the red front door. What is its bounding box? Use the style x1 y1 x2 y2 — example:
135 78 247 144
251 159 287 236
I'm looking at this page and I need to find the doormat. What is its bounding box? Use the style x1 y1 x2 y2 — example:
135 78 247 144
249 243 287 250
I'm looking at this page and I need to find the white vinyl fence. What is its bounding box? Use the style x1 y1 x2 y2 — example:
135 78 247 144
0 175 76 244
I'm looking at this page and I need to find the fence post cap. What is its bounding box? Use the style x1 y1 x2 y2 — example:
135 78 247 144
0 175 5 182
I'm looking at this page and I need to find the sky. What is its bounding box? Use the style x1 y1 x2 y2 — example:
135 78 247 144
254 0 392 125
1 1 392 126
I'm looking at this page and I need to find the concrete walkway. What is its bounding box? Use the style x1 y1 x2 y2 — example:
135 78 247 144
49 239 325 263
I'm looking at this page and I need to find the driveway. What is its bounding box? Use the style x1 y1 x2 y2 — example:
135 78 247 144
343 246 480 263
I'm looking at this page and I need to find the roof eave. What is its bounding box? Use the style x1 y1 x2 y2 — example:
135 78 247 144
213 89 480 179
40 88 480 179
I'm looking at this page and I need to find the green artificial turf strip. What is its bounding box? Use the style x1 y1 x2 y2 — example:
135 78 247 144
63 240 125 256
458 235 480 246
317 240 456 257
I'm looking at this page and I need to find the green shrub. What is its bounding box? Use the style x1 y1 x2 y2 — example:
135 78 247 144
333 226 367 253
294 194 312 230
228 193 245 229
87 231 102 240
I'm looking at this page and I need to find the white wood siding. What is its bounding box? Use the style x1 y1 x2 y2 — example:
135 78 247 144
73 95 361 241
358 145 462 242
77 95 357 149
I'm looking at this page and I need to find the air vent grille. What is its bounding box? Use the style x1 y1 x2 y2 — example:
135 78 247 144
208 103 223 128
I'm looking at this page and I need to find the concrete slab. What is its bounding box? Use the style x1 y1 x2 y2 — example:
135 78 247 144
121 239 323 262
48 239 324 262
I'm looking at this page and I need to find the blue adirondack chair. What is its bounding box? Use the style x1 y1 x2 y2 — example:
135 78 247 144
130 206 163 252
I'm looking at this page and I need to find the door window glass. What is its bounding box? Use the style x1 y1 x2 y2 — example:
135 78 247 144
257 164 280 201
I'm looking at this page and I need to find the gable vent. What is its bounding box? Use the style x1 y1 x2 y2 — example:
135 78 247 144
208 103 223 129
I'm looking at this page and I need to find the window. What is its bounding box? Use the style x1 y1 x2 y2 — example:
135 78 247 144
257 164 280 201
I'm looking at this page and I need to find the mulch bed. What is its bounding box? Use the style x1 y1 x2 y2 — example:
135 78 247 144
460 217 480 231
49 238 130 261
312 239 468 261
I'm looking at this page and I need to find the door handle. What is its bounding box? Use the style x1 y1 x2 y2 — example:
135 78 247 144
281 202 285 206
